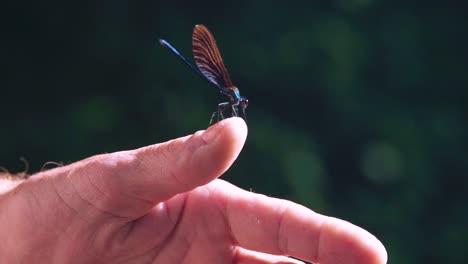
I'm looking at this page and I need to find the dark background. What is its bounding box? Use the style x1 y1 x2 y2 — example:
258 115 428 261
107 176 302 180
1 1 467 263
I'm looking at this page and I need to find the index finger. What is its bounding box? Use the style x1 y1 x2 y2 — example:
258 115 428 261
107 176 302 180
215 181 387 264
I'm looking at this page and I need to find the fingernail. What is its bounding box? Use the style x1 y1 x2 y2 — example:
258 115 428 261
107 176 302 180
202 122 222 143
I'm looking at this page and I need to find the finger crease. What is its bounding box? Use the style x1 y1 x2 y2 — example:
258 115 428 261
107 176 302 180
277 202 292 256
315 216 328 263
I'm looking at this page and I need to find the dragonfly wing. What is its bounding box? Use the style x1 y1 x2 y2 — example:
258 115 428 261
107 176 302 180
192 25 234 90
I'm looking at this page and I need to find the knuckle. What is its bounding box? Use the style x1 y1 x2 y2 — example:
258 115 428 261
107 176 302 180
84 151 140 179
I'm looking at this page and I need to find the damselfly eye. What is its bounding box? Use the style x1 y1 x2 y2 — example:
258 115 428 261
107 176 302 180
241 99 248 109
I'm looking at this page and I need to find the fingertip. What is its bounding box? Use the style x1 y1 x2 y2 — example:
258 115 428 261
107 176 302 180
219 117 248 157
208 117 247 163
194 117 247 179
320 218 388 264
203 117 248 145
347 223 387 264
363 231 387 264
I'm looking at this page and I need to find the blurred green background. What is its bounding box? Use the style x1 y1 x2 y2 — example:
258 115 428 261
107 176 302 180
1 1 467 263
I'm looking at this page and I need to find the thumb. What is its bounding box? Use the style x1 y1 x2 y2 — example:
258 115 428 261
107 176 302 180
40 117 247 220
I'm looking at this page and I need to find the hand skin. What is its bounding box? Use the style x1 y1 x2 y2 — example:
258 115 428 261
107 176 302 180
0 118 387 264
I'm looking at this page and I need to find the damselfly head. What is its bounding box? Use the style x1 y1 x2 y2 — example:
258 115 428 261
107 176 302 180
240 97 248 110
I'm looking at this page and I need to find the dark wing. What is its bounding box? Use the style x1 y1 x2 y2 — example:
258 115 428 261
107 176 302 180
192 25 234 90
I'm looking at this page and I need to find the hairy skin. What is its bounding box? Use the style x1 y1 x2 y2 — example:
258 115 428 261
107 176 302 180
0 118 387 264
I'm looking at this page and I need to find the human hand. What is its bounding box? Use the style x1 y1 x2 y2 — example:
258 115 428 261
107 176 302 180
0 118 386 263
